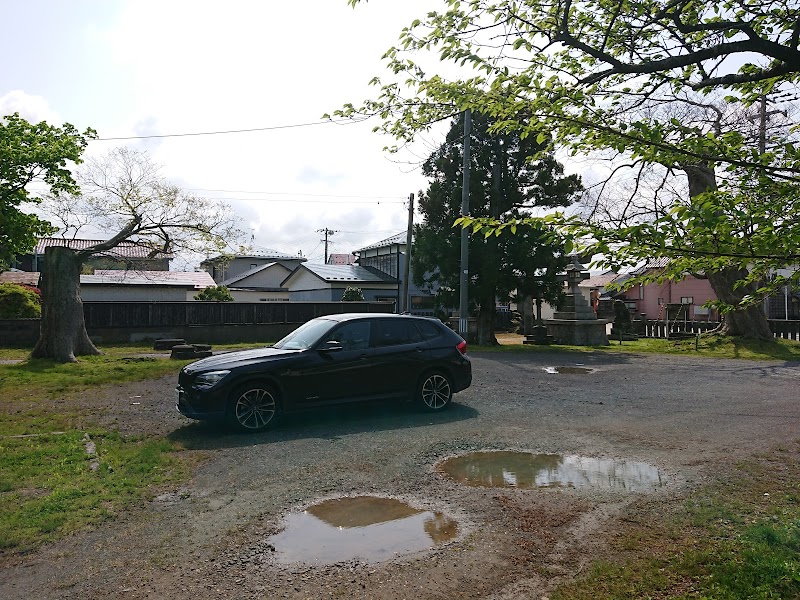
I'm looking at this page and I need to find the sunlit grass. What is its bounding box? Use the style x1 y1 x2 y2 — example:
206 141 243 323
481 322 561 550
0 431 186 553
553 445 800 599
478 333 800 361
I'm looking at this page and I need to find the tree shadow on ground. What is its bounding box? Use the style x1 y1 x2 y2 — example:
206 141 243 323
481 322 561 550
168 401 479 450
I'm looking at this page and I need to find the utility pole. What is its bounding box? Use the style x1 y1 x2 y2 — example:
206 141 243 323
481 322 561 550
317 228 337 264
400 193 414 313
459 109 472 339
752 94 787 154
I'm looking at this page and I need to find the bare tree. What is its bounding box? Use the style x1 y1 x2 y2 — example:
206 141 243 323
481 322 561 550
33 148 245 362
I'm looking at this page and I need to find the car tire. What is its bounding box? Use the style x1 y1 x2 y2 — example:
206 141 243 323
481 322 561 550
227 383 280 432
417 371 452 411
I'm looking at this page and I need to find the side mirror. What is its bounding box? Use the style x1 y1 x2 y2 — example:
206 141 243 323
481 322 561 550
318 340 343 353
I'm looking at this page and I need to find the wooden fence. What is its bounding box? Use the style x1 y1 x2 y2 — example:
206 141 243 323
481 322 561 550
82 301 394 328
641 319 800 341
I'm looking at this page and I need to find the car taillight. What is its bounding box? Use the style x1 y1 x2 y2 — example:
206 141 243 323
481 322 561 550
457 340 467 355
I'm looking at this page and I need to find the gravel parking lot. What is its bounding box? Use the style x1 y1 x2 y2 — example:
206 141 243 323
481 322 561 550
2 350 799 599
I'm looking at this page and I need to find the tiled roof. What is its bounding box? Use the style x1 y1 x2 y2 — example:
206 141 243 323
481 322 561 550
632 257 671 274
355 232 409 253
81 270 215 288
580 271 620 288
293 263 397 283
201 248 306 263
34 238 172 259
0 271 40 286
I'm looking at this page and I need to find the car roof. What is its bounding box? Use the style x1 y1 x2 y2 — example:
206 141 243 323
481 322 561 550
320 313 438 323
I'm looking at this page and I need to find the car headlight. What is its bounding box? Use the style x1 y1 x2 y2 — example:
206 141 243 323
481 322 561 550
194 370 230 387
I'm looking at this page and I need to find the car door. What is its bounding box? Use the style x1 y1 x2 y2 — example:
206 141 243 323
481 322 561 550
293 320 375 406
367 318 429 398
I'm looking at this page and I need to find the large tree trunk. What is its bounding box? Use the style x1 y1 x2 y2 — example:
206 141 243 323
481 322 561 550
705 269 774 340
474 136 505 347
683 165 773 341
477 290 497 346
31 246 101 362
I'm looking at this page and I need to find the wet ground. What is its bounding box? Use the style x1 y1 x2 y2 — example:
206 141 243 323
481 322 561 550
2 350 800 599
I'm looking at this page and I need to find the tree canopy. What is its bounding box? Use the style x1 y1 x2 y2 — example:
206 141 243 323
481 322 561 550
0 113 95 269
338 0 800 339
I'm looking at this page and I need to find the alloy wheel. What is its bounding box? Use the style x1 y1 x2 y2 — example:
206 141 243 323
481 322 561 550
421 374 451 410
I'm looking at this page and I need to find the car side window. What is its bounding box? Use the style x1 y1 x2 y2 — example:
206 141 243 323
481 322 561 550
322 321 371 350
372 320 422 347
416 321 442 341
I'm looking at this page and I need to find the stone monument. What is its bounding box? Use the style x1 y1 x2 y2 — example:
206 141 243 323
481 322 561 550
545 256 610 345
523 276 558 345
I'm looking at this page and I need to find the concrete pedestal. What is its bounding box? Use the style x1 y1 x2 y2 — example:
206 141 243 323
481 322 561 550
545 318 611 346
523 325 555 345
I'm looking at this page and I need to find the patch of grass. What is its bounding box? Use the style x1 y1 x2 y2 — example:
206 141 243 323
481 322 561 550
552 445 800 599
477 334 800 361
0 355 190 434
0 343 229 554
0 431 186 553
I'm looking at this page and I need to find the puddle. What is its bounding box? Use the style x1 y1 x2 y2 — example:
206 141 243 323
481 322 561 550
438 451 663 491
268 496 458 565
543 366 594 374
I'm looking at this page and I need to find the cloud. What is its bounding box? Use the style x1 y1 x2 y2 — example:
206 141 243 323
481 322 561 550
296 166 345 186
0 90 61 124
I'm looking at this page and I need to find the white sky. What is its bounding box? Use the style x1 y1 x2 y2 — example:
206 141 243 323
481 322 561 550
1 0 447 267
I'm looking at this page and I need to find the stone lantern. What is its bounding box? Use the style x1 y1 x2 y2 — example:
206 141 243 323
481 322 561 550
544 256 610 345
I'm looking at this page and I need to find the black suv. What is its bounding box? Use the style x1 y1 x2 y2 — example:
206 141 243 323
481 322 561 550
176 313 472 432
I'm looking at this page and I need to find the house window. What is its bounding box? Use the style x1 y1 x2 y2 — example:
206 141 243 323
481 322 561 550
624 301 637 310
658 297 664 305
680 296 693 304
638 284 644 300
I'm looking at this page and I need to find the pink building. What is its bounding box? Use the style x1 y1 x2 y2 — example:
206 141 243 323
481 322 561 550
617 259 718 321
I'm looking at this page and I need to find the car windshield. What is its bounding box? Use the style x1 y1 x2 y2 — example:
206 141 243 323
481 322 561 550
273 318 338 350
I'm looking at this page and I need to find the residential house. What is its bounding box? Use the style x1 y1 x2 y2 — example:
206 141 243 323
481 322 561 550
353 232 436 314
79 270 215 301
280 263 398 302
578 271 623 319
615 258 718 321
765 267 800 320
15 238 171 272
219 262 292 302
327 253 357 265
0 270 40 287
201 249 306 284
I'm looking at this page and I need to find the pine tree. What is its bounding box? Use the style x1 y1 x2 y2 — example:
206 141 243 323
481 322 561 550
412 113 582 344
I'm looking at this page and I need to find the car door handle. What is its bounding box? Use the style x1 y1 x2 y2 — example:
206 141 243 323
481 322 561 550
415 347 424 353
358 354 368 360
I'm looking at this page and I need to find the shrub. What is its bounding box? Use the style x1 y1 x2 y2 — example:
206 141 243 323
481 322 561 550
0 283 42 318
194 285 234 302
341 286 365 301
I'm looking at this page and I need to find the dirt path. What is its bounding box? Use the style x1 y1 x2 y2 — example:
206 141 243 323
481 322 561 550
2 351 799 599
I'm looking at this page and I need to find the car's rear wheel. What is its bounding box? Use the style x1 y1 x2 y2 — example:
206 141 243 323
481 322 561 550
417 371 452 411
227 383 279 432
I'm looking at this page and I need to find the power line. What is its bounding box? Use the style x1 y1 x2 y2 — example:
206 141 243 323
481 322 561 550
185 187 406 200
208 196 404 205
91 118 368 141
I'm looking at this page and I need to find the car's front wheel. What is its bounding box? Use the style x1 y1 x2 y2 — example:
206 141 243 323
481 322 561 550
417 372 452 411
227 383 279 432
